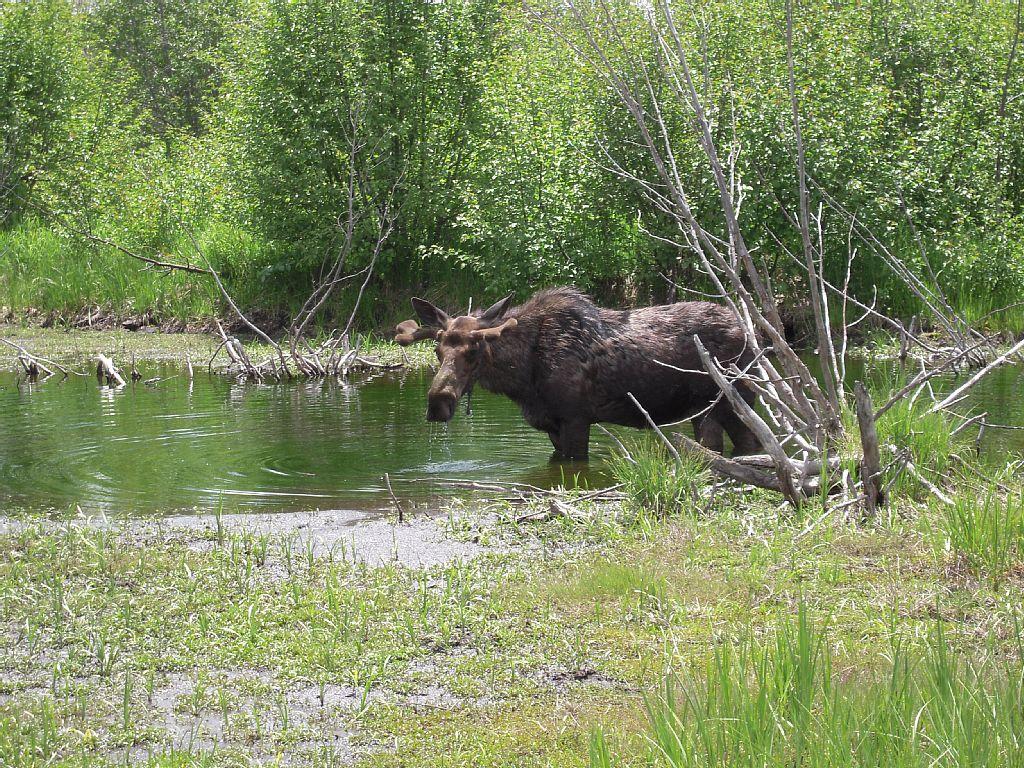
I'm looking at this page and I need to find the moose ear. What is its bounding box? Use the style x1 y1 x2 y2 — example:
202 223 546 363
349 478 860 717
479 293 514 324
411 297 450 330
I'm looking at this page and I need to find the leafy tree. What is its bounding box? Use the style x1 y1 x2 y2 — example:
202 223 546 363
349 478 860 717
86 0 244 137
0 0 79 225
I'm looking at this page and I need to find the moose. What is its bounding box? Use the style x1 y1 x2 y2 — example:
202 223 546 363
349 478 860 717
395 287 762 459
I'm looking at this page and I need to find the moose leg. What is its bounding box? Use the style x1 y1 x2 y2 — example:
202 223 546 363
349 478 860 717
693 415 725 454
546 428 564 454
716 407 762 457
558 420 591 460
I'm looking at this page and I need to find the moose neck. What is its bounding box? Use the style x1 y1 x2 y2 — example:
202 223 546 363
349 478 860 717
474 309 535 400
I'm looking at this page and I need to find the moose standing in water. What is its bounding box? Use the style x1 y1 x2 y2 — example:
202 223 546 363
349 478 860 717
395 287 762 459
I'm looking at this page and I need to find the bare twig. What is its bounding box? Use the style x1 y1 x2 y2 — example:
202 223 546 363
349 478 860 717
383 472 406 523
929 336 1024 413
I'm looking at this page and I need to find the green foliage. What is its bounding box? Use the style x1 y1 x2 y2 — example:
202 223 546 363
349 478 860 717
457 15 648 293
225 0 501 285
86 0 244 136
592 606 1024 767
0 0 80 224
2 0 1024 327
608 436 711 517
943 215 1024 334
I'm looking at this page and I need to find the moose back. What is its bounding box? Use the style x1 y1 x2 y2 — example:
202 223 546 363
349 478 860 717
395 287 761 459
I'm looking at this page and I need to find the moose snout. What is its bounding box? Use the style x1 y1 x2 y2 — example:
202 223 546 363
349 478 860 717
426 391 457 422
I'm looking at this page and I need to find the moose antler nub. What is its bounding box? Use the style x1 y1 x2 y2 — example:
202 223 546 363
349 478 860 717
469 317 517 340
394 320 442 346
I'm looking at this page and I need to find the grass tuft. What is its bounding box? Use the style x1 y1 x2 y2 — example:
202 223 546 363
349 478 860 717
608 436 711 517
937 490 1024 583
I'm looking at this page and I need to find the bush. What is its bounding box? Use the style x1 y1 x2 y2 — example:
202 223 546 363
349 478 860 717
0 0 81 224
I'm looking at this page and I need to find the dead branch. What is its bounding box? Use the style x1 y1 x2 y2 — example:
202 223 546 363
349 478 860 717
383 472 406 523
0 337 80 378
693 336 802 504
58 220 212 275
625 391 681 463
516 499 581 524
929 336 1024 414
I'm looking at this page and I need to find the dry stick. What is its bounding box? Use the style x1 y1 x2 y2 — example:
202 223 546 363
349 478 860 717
58 223 212 275
905 461 953 505
595 424 637 465
625 392 681 463
95 354 127 387
382 473 406 524
692 337 801 505
854 382 884 516
874 332 1000 419
16 355 40 380
950 412 987 437
516 499 581 525
674 432 816 495
838 220 856 385
929 335 1024 414
402 478 551 494
0 338 77 376
731 453 840 475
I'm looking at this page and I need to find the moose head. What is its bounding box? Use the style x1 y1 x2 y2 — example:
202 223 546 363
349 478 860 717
395 295 518 422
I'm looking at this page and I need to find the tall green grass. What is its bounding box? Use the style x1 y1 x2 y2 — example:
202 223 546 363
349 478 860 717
592 605 1024 767
937 490 1024 582
608 436 711 517
0 219 220 320
867 392 962 500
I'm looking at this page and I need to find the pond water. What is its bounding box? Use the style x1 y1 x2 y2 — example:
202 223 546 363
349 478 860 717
1 359 1022 516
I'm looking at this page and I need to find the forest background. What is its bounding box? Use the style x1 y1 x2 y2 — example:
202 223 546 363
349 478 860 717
2 0 1022 333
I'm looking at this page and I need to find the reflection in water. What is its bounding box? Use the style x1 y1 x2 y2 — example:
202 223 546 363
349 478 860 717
0 358 1022 516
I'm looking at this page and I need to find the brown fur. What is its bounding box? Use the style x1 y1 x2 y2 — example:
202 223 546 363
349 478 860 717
397 287 762 459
